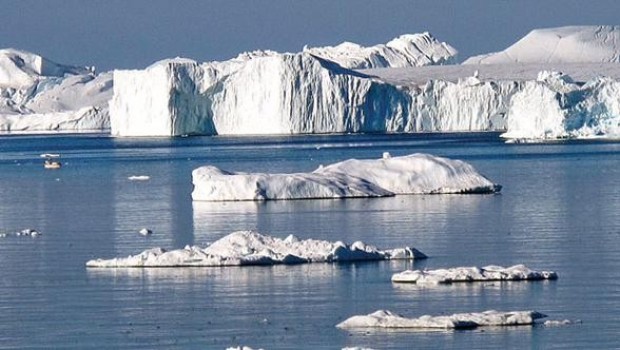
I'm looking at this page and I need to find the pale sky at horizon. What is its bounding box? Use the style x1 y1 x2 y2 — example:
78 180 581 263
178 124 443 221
1 0 618 72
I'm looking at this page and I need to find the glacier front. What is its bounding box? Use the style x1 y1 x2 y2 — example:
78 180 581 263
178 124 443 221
109 26 620 139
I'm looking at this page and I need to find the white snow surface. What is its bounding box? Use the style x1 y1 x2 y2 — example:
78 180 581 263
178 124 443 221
391 264 558 284
337 310 547 329
191 153 501 201
0 49 112 133
85 230 427 267
304 33 458 69
464 26 620 64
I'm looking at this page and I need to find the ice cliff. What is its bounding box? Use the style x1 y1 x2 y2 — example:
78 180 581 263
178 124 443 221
502 71 620 140
0 49 112 133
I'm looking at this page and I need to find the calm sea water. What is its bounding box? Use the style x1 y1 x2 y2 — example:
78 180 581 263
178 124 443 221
0 133 618 349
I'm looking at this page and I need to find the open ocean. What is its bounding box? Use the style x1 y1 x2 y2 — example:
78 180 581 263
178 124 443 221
0 132 618 349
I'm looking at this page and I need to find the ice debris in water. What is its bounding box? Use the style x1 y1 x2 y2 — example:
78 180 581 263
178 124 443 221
128 175 150 181
337 310 547 329
1 229 42 238
139 228 153 236
85 230 427 267
391 264 558 284
544 319 582 326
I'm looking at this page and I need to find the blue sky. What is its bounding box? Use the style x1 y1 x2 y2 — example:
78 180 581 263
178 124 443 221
1 0 618 72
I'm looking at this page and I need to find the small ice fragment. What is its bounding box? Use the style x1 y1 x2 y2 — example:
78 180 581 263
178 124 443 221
382 152 391 159
544 319 581 326
139 228 152 236
128 175 150 181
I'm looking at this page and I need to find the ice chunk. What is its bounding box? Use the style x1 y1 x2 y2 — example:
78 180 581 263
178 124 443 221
391 264 558 284
85 231 426 267
192 153 501 201
336 310 547 329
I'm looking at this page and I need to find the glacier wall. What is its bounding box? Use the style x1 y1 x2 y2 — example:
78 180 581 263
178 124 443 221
110 52 527 137
502 71 620 139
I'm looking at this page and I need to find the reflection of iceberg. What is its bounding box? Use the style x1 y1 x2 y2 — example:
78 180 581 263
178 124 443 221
192 153 501 201
391 264 558 284
85 231 426 267
336 310 547 329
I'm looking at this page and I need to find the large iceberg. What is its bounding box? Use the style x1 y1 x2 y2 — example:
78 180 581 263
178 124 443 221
191 153 501 201
502 71 620 140
336 310 547 329
391 264 558 284
464 25 620 64
304 32 458 69
85 230 427 267
0 49 112 133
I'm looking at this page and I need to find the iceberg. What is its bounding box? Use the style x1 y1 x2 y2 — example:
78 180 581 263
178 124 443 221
336 310 547 329
0 49 112 133
502 71 620 140
304 32 458 69
85 230 426 267
391 264 558 284
464 26 620 64
191 153 501 201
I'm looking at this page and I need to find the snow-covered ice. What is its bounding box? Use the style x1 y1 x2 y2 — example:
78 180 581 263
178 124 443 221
305 32 457 69
85 230 427 267
4 26 620 140
0 49 112 133
391 264 558 284
191 153 501 201
336 310 547 329
501 71 620 140
464 26 620 64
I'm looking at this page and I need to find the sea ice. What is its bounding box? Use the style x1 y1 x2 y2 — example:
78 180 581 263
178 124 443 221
391 264 558 284
191 153 501 201
336 310 547 329
85 230 426 267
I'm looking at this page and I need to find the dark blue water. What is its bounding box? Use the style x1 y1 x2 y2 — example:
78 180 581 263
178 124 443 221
0 133 618 349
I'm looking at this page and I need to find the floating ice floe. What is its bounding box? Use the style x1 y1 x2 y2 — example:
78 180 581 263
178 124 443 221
138 228 152 236
85 230 426 267
128 175 150 181
1 228 42 238
544 319 582 327
336 310 547 329
192 153 501 201
391 264 558 284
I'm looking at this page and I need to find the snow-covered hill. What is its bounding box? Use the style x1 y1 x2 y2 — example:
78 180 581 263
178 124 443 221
464 25 620 64
0 49 112 133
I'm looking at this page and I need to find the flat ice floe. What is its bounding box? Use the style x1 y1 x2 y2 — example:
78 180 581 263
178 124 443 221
192 153 501 201
391 264 558 284
85 231 427 267
336 310 547 329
